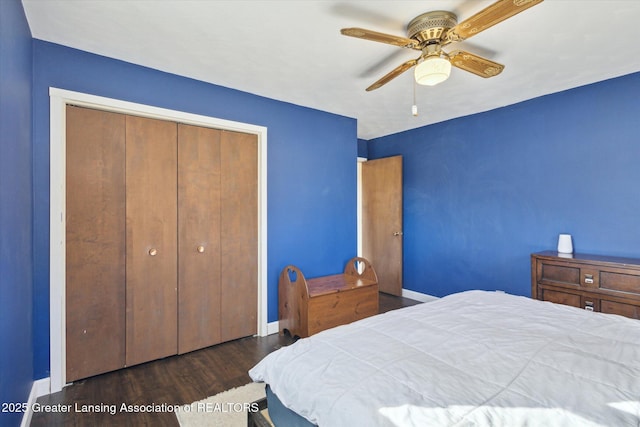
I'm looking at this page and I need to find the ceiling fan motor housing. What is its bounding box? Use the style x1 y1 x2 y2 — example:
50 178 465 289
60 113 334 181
407 11 458 44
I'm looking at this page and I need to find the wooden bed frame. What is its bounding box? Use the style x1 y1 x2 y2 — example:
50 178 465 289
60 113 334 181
247 397 270 427
278 257 378 338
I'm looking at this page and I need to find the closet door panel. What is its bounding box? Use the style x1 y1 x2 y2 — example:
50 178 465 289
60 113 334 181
220 131 258 341
66 106 126 381
177 124 222 354
125 116 178 366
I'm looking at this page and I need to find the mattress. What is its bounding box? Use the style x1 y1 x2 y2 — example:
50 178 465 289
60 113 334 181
265 384 315 427
249 290 640 426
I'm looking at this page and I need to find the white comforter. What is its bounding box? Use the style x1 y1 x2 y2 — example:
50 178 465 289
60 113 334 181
249 290 640 426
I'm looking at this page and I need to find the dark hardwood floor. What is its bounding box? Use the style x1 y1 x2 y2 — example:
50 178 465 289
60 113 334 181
30 293 421 426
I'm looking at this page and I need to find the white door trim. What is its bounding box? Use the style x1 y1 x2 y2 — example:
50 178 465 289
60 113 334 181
49 87 268 393
356 157 367 257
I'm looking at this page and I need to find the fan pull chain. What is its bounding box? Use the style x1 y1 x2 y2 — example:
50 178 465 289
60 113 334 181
412 79 418 116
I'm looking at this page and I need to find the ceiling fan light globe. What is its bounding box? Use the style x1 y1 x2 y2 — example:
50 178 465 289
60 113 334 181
414 56 451 86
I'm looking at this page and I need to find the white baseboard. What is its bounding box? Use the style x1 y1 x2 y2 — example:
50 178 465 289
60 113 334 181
266 320 279 335
402 288 439 303
21 377 51 427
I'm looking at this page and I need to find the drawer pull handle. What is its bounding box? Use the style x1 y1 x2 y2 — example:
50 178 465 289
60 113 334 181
148 248 158 256
197 245 205 253
584 274 594 284
585 301 594 311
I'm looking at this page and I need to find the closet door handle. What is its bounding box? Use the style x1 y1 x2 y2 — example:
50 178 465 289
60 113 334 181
148 248 158 256
197 245 205 253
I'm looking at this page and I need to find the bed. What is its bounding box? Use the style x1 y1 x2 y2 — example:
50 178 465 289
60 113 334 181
249 290 640 426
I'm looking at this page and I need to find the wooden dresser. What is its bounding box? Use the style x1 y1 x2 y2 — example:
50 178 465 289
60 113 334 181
279 257 379 338
531 251 640 319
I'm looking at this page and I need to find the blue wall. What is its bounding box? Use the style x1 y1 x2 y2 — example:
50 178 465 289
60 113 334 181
0 0 34 425
357 138 368 158
32 40 357 379
368 72 640 298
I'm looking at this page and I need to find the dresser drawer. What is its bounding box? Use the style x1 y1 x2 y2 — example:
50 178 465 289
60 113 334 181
540 288 581 308
540 263 580 286
600 299 640 320
600 271 640 294
537 260 599 289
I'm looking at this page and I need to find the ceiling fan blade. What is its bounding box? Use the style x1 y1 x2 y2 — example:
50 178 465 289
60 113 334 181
446 0 544 42
448 50 504 78
341 28 419 49
366 58 419 91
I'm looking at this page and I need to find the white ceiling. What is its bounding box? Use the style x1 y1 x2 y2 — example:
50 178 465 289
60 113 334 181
22 1 640 140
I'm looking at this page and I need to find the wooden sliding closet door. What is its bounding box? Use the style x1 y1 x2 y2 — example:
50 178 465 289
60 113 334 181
66 106 126 382
125 116 178 366
177 124 222 354
220 130 258 341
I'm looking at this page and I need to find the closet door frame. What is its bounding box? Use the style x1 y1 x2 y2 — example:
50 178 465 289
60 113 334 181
49 88 268 393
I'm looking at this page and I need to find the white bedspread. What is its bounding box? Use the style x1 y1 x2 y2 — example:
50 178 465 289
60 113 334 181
249 290 640 426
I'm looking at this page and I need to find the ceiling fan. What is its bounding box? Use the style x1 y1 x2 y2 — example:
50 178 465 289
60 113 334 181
341 0 544 91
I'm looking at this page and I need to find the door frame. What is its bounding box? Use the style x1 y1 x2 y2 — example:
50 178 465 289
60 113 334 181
357 155 403 294
356 157 366 257
49 88 268 392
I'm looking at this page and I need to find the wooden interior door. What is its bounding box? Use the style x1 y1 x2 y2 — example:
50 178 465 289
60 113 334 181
177 124 222 354
361 156 403 295
66 106 126 381
125 115 178 366
220 130 258 341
